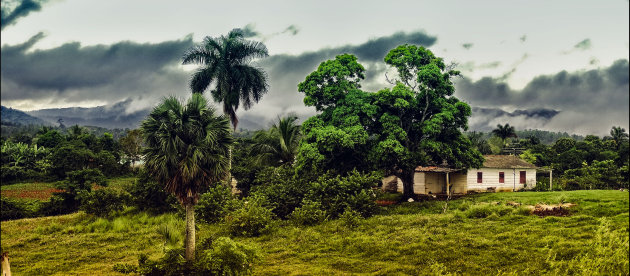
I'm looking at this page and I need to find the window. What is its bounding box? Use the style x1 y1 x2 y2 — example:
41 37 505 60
520 171 526 184
499 172 505 183
477 172 483 183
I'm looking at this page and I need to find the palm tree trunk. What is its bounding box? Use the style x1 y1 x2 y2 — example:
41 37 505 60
226 146 232 187
184 202 196 261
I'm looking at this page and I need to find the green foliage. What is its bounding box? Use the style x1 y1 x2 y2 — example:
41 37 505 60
249 166 312 219
251 115 301 166
305 170 382 218
141 93 233 205
1 140 51 183
182 29 269 129
196 184 239 223
289 199 328 226
464 204 513 219
225 198 275 237
116 237 260 276
80 189 131 217
562 160 626 190
49 144 95 178
1 197 39 220
51 169 107 213
339 207 362 229
196 237 261 275
296 46 483 198
127 168 178 214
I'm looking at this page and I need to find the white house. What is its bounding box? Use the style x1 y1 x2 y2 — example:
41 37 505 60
382 155 537 195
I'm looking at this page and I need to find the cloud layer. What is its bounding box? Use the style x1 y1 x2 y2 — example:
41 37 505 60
455 59 629 135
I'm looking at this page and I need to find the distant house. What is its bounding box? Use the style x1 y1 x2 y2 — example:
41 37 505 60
382 155 537 195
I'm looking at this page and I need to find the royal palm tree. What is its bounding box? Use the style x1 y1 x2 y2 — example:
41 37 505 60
182 29 269 130
252 115 301 166
141 94 233 261
492 124 517 145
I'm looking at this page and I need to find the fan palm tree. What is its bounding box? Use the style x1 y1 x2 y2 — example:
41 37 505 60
252 115 301 166
182 29 269 130
141 94 233 261
492 124 517 145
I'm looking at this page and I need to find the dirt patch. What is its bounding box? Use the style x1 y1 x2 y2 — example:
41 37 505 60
525 203 577 217
1 188 63 200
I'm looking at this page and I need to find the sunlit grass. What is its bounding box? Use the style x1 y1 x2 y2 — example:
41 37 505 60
1 190 628 275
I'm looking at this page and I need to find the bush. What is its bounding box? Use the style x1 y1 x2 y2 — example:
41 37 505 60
195 237 260 275
339 207 362 229
196 185 239 223
305 170 381 219
289 199 328 226
115 237 260 276
249 166 312 219
80 189 131 217
1 197 38 220
128 168 178 214
225 198 274 237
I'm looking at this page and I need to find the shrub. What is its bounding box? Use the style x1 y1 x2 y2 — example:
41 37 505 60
115 238 260 276
52 169 107 213
225 198 274 237
80 189 131 217
195 237 261 275
464 204 513 219
196 184 239 223
1 197 38 220
289 199 328 226
339 207 362 229
305 170 381 219
249 166 311 219
128 168 178 214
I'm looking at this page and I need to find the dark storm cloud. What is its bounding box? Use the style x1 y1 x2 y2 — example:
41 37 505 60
245 30 438 120
461 43 473 50
1 33 194 106
456 59 629 135
0 0 46 30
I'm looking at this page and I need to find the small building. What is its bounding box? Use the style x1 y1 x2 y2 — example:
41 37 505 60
382 155 537 195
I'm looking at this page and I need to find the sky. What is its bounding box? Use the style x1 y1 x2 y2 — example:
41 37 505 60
1 0 628 135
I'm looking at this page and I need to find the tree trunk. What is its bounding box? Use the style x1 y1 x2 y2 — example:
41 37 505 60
184 202 196 261
400 170 415 200
226 146 232 187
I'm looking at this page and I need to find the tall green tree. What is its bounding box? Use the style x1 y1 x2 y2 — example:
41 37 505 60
297 46 483 199
492 123 517 145
182 29 269 130
252 115 302 166
141 94 233 261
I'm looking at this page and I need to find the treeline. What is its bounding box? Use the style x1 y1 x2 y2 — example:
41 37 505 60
1 125 139 184
468 125 629 190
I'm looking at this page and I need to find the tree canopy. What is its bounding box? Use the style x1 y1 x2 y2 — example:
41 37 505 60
296 45 483 198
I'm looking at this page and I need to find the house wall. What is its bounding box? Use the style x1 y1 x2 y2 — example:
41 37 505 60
466 168 536 192
450 172 468 194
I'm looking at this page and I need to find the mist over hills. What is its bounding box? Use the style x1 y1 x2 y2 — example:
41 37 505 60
3 100 561 136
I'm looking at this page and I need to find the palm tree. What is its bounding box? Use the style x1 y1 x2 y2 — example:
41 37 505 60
492 124 517 145
141 94 233 261
252 115 301 166
182 29 269 130
610 126 629 148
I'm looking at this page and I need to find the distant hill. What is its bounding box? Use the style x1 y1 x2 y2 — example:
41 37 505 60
1 106 51 126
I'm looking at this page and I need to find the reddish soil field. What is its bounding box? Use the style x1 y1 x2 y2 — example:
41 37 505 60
1 188 63 200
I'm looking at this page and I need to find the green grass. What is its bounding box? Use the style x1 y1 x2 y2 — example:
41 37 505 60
1 190 628 275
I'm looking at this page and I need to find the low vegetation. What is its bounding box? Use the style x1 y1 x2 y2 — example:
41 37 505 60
1 190 627 275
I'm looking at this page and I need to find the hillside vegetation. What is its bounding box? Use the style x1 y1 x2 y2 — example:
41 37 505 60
1 190 627 275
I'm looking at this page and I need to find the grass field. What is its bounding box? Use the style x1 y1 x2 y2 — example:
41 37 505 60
1 190 628 275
